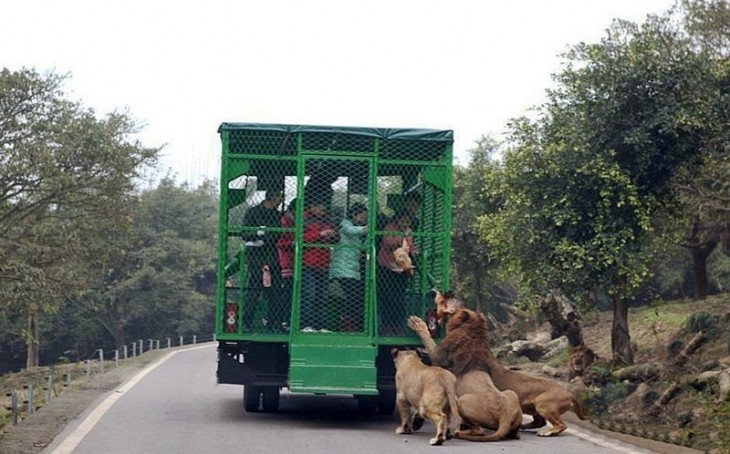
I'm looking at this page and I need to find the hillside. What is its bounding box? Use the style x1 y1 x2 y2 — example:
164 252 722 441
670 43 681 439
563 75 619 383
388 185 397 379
534 293 730 453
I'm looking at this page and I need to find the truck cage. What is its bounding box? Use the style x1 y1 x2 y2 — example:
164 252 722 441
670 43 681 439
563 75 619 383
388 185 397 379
215 123 454 413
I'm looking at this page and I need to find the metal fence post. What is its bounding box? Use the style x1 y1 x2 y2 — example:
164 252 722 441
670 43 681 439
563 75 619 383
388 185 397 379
156 339 160 350
139 339 144 355
99 349 105 374
26 385 34 415
193 335 197 345
114 349 119 368
45 375 53 403
179 336 183 347
11 391 18 425
148 339 153 351
123 344 128 360
132 342 137 357
167 337 171 349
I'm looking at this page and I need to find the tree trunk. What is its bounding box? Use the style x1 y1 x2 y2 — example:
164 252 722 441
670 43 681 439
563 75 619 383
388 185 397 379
539 291 583 346
113 320 126 351
611 294 634 366
685 217 717 301
473 268 484 313
690 241 715 300
26 311 40 369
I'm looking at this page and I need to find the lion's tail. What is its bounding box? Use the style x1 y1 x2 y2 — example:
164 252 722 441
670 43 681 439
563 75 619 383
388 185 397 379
571 395 588 420
454 432 504 442
454 419 514 442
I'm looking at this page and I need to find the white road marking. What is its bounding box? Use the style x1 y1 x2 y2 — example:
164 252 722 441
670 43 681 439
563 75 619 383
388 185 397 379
50 344 212 454
566 427 655 453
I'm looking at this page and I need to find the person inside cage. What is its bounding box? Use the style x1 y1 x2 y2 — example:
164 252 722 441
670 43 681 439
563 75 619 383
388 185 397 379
241 190 282 331
275 197 297 332
376 210 419 336
329 202 368 332
401 191 422 231
300 195 338 332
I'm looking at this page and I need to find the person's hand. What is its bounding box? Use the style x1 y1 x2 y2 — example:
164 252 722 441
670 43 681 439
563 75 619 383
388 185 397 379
257 226 266 237
320 229 335 238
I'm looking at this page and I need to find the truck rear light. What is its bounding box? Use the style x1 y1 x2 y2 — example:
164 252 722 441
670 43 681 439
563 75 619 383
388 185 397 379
225 302 238 333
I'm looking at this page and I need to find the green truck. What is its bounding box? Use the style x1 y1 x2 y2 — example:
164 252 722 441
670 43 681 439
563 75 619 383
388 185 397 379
215 123 454 414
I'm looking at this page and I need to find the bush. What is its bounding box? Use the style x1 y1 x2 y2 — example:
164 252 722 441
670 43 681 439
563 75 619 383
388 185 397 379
686 311 719 335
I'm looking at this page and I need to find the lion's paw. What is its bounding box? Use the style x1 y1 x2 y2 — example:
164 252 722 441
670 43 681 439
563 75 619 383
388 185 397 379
429 435 445 446
407 315 428 332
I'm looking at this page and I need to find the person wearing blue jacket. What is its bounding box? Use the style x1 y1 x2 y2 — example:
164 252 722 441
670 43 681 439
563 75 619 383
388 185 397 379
330 203 368 332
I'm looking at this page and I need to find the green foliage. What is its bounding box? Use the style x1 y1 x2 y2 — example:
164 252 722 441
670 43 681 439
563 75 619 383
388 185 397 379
584 359 620 386
686 311 719 333
451 136 520 314
0 68 160 367
603 382 637 406
479 1 729 364
546 347 571 368
76 178 218 349
641 309 687 331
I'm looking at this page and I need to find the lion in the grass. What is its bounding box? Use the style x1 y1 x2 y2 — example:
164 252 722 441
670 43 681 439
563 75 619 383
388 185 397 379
408 291 587 437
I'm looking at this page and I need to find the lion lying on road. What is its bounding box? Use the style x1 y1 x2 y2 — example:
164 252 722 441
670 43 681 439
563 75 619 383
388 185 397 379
408 292 587 437
392 348 461 445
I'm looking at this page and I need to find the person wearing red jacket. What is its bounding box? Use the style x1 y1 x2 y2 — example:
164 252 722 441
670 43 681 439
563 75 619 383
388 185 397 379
275 198 297 332
300 198 338 331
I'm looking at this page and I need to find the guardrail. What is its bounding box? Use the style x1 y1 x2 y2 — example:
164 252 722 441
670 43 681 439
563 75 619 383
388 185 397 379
1 334 215 429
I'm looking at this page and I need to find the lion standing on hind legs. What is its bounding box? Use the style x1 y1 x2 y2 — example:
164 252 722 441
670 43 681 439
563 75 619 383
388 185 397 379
407 290 588 437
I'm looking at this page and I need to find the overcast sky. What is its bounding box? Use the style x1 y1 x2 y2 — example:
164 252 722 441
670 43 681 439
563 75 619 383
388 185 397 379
4 0 676 186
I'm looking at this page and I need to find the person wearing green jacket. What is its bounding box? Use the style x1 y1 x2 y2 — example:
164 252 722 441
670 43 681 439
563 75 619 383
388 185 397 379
330 203 368 332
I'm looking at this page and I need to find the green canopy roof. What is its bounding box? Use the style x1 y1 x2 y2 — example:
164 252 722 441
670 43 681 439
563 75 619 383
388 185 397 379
218 122 453 142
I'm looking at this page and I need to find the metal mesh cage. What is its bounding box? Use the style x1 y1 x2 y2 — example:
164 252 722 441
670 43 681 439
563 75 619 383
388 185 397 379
217 124 453 341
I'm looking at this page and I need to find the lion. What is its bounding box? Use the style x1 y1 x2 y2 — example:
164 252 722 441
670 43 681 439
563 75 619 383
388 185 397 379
454 370 523 441
568 344 598 381
407 291 588 437
391 348 461 445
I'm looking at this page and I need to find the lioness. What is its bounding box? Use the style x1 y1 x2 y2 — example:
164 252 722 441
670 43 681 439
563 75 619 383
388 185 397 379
391 348 461 445
408 291 588 437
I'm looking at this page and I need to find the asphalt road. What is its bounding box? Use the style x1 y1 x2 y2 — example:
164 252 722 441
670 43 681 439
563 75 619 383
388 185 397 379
46 344 662 454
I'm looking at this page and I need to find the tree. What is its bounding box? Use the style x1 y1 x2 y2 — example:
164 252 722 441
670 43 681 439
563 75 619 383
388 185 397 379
0 68 159 367
483 126 651 365
451 136 514 315
484 3 725 365
669 0 730 298
77 178 218 350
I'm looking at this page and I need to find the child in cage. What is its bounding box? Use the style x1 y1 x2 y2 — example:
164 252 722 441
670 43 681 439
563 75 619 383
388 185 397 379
329 202 368 332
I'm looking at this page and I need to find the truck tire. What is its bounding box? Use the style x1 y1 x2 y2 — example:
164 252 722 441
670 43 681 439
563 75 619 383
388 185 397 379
376 390 396 415
243 386 262 412
262 386 280 412
356 395 377 414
